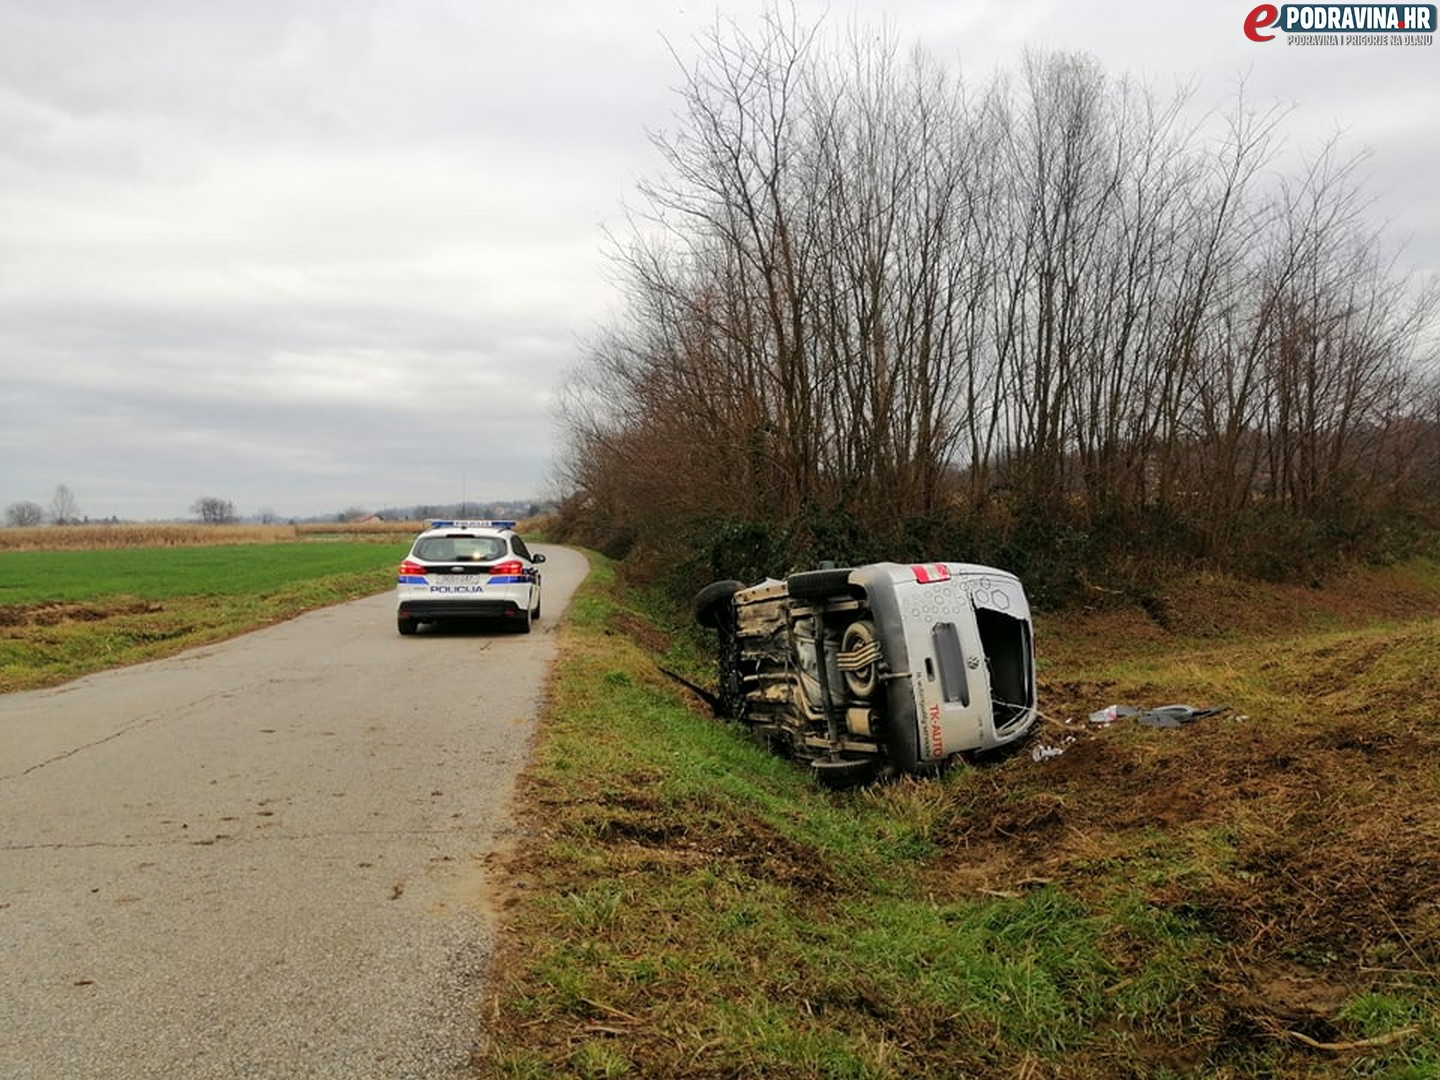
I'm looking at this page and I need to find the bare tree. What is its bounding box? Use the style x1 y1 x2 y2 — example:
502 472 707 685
192 497 236 524
50 484 80 525
5 501 44 527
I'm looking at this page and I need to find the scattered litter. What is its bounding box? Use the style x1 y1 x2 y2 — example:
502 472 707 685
1033 703 1234 763
1030 735 1076 762
1083 702 1233 729
1135 704 1231 728
1088 704 1139 727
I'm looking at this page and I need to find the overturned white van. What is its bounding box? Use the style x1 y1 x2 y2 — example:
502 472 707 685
694 562 1038 784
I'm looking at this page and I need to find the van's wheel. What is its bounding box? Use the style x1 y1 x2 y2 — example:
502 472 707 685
840 620 881 700
694 580 744 629
810 757 878 788
786 568 853 601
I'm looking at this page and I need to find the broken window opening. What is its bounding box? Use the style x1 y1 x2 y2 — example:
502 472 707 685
975 607 1033 731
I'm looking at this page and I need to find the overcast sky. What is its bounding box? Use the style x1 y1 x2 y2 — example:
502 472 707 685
1 0 1436 522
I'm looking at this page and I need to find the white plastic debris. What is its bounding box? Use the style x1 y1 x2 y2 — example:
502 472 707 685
1030 733 1076 762
1087 704 1139 726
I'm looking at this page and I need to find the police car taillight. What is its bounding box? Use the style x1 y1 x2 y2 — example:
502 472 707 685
490 559 525 576
399 559 427 576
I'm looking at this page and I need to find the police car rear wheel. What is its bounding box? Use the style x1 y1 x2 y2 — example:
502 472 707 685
397 616 418 636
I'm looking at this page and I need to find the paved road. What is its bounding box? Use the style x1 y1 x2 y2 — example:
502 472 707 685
0 546 588 1079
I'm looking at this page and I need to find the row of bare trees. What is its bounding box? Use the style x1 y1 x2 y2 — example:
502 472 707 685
559 12 1439 593
4 485 81 527
4 491 247 527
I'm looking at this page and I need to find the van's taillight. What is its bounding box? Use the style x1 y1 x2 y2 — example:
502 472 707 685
399 559 427 575
490 559 525 576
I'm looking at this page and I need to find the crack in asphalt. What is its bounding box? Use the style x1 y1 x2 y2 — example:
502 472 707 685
4 687 249 781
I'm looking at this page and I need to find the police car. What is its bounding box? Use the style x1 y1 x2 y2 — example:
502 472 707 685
395 520 545 635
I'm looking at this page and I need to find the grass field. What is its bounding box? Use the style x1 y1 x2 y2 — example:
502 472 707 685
0 543 409 604
475 557 1440 1079
0 535 410 692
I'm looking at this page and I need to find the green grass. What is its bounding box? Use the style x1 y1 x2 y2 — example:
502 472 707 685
0 542 407 604
0 541 409 692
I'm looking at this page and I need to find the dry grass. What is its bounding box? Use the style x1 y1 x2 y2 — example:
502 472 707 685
0 520 425 551
296 520 428 539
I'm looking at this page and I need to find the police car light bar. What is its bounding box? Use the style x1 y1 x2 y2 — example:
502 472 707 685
428 519 518 530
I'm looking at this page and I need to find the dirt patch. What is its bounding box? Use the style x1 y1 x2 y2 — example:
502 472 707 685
506 774 840 900
606 609 674 655
0 600 164 627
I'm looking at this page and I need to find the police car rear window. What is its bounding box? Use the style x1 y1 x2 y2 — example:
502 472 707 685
415 536 507 561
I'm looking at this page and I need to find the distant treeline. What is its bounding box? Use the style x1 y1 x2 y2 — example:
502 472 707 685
554 15 1440 605
0 522 421 552
2 500 553 531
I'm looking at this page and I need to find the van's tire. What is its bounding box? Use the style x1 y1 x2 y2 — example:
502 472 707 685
840 619 880 700
694 580 744 629
786 568 853 601
811 757 878 788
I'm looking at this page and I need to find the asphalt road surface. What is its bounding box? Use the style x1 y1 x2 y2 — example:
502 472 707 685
0 546 589 1079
